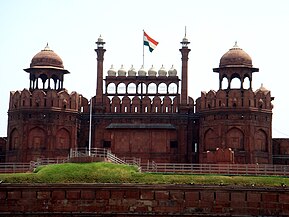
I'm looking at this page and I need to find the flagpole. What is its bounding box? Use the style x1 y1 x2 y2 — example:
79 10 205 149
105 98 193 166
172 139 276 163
142 29 144 67
88 97 92 156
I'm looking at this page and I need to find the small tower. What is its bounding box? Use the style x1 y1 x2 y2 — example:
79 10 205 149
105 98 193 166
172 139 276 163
179 28 191 105
6 44 82 162
95 35 106 111
197 43 273 164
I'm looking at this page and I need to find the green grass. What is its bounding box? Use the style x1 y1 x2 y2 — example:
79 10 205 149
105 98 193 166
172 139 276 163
0 162 288 187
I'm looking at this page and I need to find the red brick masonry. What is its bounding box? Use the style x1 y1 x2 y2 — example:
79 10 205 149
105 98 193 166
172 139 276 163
0 183 288 216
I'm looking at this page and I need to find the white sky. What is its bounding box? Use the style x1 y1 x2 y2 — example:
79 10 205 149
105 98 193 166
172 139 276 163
0 0 289 138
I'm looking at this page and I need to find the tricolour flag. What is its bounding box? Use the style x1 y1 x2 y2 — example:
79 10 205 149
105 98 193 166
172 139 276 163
144 31 159 52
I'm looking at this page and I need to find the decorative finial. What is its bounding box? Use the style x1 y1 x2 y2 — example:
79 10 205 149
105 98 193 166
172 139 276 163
185 26 187 38
43 43 50 51
233 41 238 47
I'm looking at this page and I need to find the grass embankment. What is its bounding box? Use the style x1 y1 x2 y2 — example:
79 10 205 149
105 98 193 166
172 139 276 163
0 162 288 187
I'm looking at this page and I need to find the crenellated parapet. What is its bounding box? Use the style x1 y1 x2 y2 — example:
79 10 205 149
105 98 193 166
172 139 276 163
9 89 85 112
196 85 273 113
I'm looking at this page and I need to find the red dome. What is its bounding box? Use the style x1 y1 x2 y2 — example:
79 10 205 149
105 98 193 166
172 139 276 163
219 42 252 67
30 44 64 69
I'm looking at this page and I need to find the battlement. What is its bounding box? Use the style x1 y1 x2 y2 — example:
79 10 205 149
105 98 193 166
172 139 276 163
196 88 273 112
9 89 86 112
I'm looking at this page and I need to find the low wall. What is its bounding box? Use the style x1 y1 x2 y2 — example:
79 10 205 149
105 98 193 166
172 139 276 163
0 183 289 216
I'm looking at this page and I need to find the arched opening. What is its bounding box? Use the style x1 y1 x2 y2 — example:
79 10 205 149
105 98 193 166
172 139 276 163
107 83 116 94
127 83 137 94
243 76 250 89
221 77 229 90
39 74 48 89
148 83 157 94
158 83 167 94
117 83 126 94
230 77 241 89
168 83 178 94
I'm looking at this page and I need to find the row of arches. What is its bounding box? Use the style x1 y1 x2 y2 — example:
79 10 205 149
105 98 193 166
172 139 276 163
196 89 272 111
204 128 268 152
220 76 251 90
9 127 71 150
10 89 82 110
29 73 64 90
106 82 178 95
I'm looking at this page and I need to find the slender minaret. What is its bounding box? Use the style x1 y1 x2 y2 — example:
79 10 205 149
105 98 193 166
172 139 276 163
179 28 191 105
95 35 106 107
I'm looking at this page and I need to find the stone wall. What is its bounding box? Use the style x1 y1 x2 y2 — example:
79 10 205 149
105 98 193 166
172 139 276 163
0 184 289 216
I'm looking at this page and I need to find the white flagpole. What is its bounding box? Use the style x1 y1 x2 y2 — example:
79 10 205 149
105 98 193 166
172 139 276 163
143 29 145 67
88 98 92 156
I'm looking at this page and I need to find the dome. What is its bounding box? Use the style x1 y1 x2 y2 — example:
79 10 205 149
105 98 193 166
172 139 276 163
148 65 157 76
158 65 167 76
219 42 252 68
128 65 137 76
168 65 177 76
118 65 127 76
138 65 147 76
107 65 116 76
30 43 64 69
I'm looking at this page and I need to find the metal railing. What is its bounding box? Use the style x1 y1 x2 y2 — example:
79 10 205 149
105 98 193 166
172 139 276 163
143 162 289 176
0 163 32 173
70 148 127 165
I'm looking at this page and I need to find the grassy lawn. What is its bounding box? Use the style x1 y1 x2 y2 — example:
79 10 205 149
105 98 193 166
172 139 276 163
0 162 288 186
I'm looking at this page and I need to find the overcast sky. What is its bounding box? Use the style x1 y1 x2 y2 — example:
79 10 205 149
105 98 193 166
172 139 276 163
1 0 289 138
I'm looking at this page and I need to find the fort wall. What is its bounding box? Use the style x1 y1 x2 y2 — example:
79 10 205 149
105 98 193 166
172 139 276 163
0 183 288 216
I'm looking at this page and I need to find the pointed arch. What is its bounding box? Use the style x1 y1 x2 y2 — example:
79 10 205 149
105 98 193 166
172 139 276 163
226 127 244 150
121 96 131 113
142 96 151 113
131 96 140 113
9 128 19 150
56 128 71 150
152 96 161 113
204 128 219 151
255 129 268 152
28 127 46 149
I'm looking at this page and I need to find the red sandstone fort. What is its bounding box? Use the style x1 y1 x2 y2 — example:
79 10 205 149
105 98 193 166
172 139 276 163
1 35 289 164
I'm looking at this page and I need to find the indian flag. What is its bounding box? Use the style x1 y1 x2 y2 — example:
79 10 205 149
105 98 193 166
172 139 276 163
144 31 159 52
